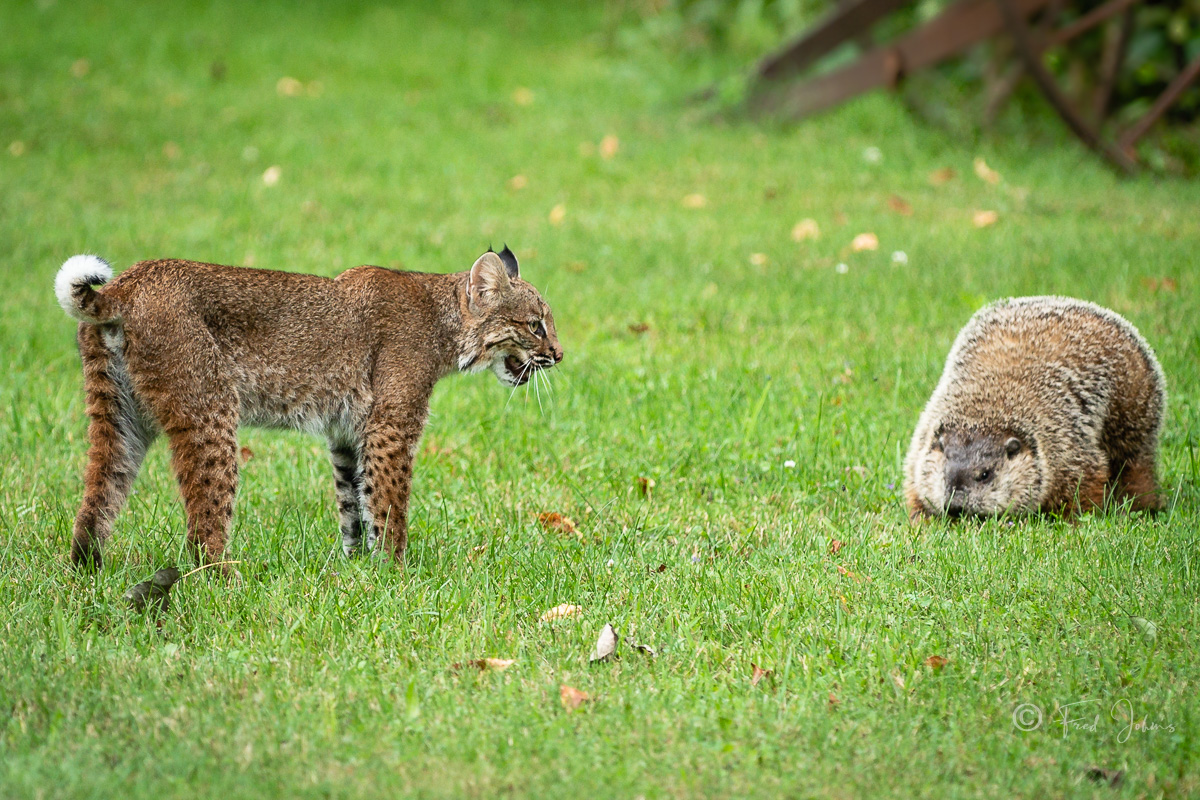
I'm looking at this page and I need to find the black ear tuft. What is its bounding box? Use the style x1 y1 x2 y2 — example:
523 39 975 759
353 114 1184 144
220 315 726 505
498 244 519 279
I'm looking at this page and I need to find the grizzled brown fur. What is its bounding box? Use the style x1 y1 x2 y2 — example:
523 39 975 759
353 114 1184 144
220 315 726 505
904 296 1165 520
57 249 561 571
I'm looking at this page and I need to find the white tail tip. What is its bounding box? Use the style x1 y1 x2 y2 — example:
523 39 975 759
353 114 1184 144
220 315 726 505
55 254 113 321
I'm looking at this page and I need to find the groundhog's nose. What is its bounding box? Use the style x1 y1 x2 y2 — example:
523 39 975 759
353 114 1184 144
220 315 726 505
945 494 966 517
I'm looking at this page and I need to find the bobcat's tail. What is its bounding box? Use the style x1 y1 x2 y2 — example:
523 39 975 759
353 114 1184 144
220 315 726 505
55 255 119 324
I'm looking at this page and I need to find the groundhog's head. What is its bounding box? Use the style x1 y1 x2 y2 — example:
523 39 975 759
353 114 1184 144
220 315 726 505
916 425 1041 517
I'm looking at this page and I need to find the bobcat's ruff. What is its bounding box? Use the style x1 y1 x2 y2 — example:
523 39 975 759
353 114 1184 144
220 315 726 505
56 249 562 570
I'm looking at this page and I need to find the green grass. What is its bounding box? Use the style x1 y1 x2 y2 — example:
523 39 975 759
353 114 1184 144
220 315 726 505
3 1 1200 797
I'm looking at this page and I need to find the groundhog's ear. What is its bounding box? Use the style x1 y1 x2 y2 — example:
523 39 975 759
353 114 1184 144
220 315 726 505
931 425 944 451
469 251 512 311
1005 437 1021 457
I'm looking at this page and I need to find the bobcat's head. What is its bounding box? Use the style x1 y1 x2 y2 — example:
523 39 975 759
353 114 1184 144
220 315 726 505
458 247 563 387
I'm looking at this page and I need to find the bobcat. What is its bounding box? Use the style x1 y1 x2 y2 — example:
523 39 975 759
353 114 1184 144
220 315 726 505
55 247 562 572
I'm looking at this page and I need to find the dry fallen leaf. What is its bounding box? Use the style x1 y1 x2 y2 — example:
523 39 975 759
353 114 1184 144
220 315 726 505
1141 277 1178 293
628 322 650 334
590 623 618 662
468 543 487 560
925 655 949 670
791 218 820 241
451 657 515 672
560 684 590 710
851 232 879 252
891 671 906 690
508 174 528 191
751 663 773 686
929 167 956 185
887 195 913 215
749 252 768 266
626 637 656 657
973 157 1001 185
123 567 182 614
973 210 999 228
635 476 656 498
538 512 577 536
829 539 845 555
8 140 26 157
1082 765 1124 787
540 603 583 623
836 564 854 578
828 692 840 708
238 446 254 464
599 134 619 159
682 193 707 209
262 165 281 186
276 76 303 96
512 87 534 106
649 563 667 574
548 204 566 225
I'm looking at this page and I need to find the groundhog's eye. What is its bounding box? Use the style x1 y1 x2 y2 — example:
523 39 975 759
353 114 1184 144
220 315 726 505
978 469 992 482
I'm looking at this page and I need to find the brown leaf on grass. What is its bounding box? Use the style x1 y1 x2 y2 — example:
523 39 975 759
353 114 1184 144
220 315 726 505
468 544 487 561
829 539 845 555
836 565 854 578
929 167 956 185
628 322 650 334
828 692 840 708
791 218 820 241
599 134 619 159
924 655 949 670
507 174 528 191
451 658 515 672
1141 277 1178 293
751 663 773 686
1082 765 1124 787
540 603 582 623
749 252 768 266
887 195 913 215
851 232 879 252
548 204 566 225
891 671 906 690
239 446 254 464
538 512 577 536
973 157 1001 185
589 623 618 662
973 210 999 228
627 638 657 657
560 684 591 710
276 76 303 96
682 193 707 209
635 476 656 498
649 563 667 574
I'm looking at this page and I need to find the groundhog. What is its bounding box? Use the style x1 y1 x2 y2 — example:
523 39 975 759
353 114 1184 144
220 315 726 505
904 296 1166 520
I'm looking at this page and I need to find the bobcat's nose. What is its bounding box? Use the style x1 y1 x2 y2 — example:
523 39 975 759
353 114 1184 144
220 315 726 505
552 345 563 364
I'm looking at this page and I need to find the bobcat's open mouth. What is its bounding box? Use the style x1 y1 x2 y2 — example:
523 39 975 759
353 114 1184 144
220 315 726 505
504 355 533 385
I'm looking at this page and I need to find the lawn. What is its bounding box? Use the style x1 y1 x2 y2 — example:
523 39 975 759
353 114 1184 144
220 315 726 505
2 1 1199 797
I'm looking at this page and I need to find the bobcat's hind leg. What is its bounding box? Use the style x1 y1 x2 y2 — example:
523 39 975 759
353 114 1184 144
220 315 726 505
329 440 367 556
71 325 156 569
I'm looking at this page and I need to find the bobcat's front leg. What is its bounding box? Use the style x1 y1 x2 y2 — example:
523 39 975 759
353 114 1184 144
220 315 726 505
360 405 425 560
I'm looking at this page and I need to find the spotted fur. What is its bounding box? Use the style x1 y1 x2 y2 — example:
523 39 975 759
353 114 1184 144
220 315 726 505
903 296 1165 520
56 249 562 571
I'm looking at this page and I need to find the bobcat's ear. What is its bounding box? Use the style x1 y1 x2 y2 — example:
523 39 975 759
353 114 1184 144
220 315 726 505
498 244 519 279
468 251 511 312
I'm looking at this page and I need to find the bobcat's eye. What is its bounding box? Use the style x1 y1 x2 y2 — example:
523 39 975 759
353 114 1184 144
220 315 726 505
528 320 544 337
